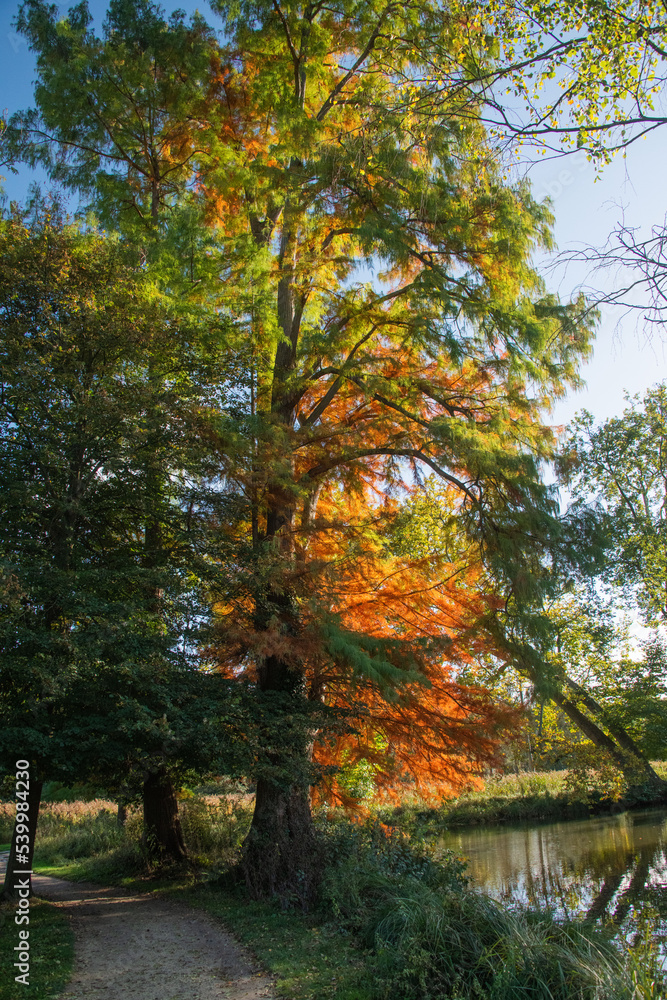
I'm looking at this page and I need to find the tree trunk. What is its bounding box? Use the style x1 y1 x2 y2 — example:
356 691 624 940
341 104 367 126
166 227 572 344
243 777 316 902
552 689 666 789
242 643 319 904
243 170 319 902
564 677 665 786
2 778 43 900
552 689 624 762
142 767 187 863
117 802 128 828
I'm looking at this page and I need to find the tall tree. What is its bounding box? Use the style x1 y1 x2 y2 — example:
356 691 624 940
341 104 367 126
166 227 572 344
13 0 595 897
0 208 238 880
203 0 594 895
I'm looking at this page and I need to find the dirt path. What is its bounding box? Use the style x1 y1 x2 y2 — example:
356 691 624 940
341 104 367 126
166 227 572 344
2 856 274 1000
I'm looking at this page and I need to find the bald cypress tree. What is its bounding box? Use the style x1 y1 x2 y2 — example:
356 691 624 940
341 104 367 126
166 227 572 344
12 0 596 897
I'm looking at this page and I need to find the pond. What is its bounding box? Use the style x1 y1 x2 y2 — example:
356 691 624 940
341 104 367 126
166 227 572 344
439 808 667 932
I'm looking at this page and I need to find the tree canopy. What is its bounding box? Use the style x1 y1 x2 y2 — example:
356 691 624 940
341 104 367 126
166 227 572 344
2 0 611 899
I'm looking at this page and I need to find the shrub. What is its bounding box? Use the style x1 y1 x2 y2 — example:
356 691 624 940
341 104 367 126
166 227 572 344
563 748 628 804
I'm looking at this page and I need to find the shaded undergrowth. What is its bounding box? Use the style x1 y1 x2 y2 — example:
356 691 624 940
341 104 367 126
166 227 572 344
318 821 665 999
19 794 253 883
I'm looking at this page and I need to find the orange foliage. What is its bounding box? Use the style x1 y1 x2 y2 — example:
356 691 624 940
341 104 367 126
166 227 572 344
213 449 517 804
197 7 566 809
310 484 517 805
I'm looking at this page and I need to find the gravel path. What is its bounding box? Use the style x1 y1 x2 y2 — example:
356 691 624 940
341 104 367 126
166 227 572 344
2 855 274 1000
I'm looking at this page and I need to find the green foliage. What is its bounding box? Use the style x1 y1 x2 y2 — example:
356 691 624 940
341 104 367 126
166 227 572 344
601 641 667 761
562 747 627 805
14 0 217 233
0 207 248 796
559 385 667 625
449 0 667 159
178 796 253 864
319 819 469 902
337 744 386 802
319 821 643 1000
531 593 667 766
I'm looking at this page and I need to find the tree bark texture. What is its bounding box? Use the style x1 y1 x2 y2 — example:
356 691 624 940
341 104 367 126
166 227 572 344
242 638 319 903
243 776 316 903
2 779 43 899
142 767 187 862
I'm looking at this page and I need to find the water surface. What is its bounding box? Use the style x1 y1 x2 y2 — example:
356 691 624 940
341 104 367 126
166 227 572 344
439 808 667 927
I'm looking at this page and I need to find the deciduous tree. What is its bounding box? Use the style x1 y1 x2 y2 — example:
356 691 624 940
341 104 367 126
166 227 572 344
559 384 667 625
13 0 596 898
0 209 239 885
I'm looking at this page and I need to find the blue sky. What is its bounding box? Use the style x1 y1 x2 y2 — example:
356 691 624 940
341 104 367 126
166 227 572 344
2 0 666 432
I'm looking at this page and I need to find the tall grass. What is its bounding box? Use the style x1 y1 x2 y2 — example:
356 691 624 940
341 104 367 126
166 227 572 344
384 764 667 831
179 794 253 864
319 821 665 1000
0 801 17 843
26 794 253 879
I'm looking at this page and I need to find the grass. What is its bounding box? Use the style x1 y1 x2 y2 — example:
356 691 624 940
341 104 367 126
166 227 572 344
381 765 667 833
386 770 580 831
4 774 667 1000
0 898 74 1000
174 883 377 1000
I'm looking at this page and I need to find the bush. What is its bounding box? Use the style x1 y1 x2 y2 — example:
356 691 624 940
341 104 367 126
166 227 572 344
563 748 628 804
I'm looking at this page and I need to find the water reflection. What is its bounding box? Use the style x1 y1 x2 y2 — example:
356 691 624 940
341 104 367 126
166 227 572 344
439 809 667 931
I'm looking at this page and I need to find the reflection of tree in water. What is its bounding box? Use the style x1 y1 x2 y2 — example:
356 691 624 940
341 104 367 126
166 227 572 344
585 852 634 921
455 811 667 935
608 846 655 925
580 822 667 930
